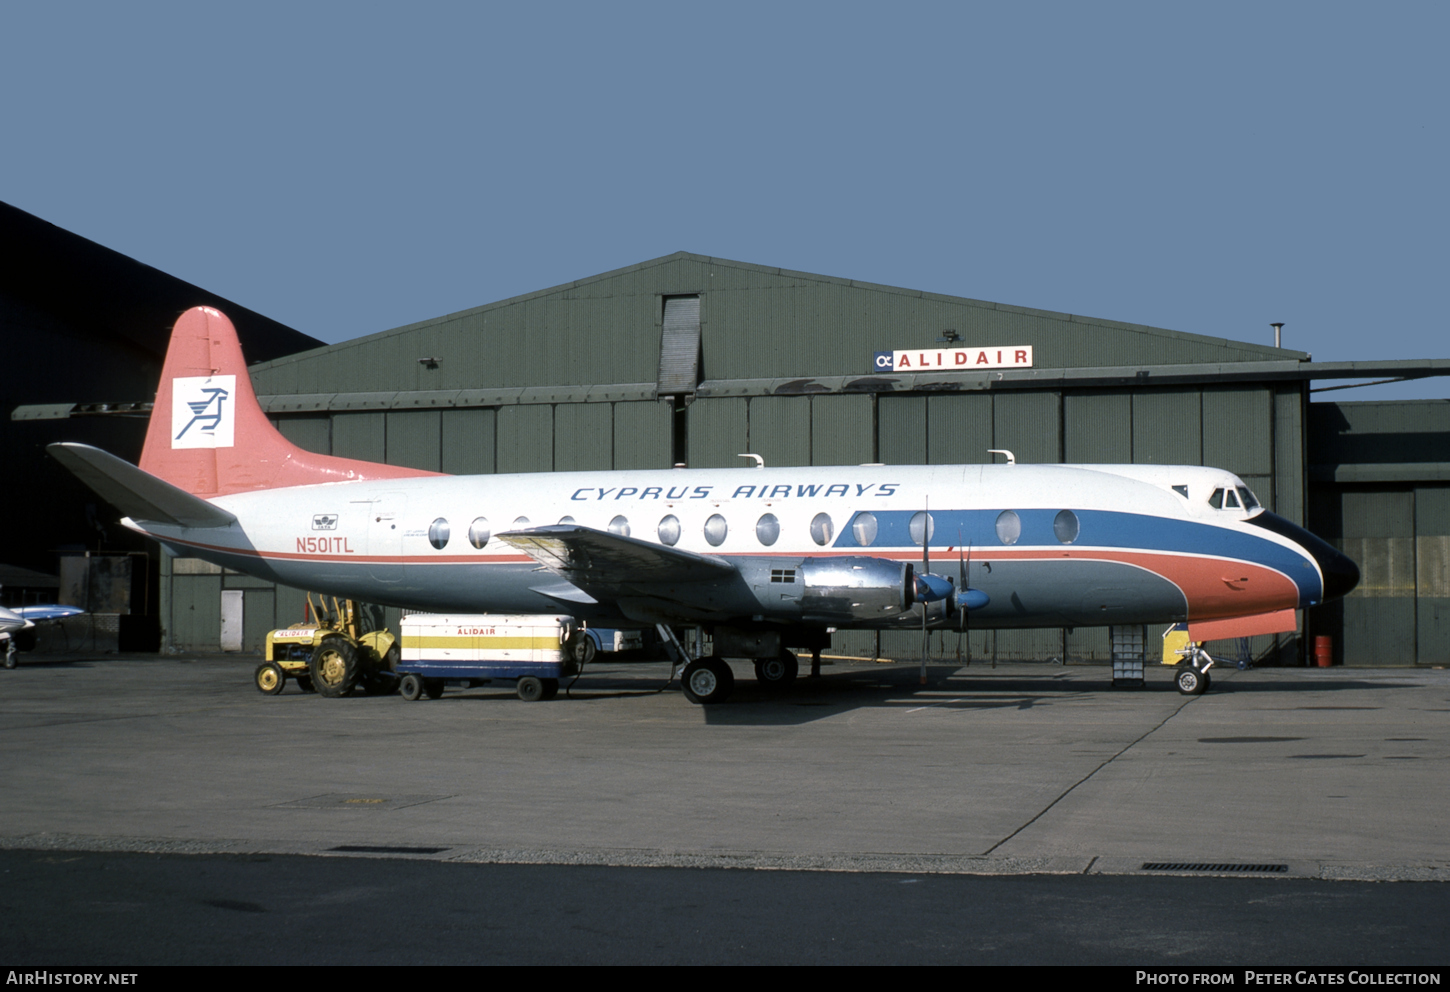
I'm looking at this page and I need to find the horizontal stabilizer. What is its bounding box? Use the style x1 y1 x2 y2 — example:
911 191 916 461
499 525 734 585
48 443 238 529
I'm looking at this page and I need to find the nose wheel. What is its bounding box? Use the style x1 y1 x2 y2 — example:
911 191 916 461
1175 643 1214 696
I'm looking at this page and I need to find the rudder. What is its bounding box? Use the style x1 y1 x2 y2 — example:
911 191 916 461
139 307 439 496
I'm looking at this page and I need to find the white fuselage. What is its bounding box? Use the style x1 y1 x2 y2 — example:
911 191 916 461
129 462 1334 631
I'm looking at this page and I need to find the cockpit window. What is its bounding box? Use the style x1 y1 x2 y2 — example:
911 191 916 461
1225 489 1241 509
1172 485 1188 498
1237 486 1260 510
1209 488 1224 510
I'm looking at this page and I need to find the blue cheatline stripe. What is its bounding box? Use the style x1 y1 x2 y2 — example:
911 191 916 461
831 508 1318 600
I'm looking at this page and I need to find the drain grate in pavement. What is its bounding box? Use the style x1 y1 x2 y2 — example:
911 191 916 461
270 794 451 811
330 845 451 855
1141 862 1288 873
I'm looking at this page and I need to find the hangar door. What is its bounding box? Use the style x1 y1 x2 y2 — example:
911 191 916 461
1334 486 1449 666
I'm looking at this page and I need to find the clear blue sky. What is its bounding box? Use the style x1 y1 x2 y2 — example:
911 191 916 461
4 2 1446 398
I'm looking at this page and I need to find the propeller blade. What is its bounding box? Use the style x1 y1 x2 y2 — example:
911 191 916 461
919 499 929 686
957 533 967 632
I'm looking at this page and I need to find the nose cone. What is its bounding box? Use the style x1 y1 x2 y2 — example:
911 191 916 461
1318 546 1360 601
1247 512 1360 604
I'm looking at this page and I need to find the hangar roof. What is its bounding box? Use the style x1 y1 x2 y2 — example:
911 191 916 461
248 251 1308 397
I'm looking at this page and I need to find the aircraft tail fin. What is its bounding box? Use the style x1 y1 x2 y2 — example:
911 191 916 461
49 442 238 528
138 307 440 497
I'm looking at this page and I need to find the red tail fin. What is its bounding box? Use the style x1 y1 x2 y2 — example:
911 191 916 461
139 307 441 496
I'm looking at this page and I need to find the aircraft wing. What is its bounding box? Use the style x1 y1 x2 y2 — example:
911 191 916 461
497 525 735 588
14 605 85 622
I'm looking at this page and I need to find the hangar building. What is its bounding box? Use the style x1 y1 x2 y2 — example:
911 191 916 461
138 251 1449 668
1 201 321 646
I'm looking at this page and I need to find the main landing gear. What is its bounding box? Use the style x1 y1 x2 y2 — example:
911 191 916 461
753 649 799 688
681 656 734 705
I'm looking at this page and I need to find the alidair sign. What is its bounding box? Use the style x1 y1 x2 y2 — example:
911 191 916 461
873 347 1034 373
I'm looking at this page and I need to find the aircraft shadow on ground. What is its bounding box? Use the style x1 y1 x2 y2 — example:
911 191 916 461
242 662 1436 724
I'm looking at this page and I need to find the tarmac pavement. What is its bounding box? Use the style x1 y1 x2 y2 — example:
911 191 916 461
1 654 1446 881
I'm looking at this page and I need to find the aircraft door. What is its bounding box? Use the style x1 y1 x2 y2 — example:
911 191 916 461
365 492 407 584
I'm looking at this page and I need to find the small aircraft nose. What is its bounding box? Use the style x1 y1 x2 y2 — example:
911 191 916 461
1247 511 1360 604
1316 544 1360 601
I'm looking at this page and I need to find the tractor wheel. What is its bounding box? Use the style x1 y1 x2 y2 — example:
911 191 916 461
310 636 361 698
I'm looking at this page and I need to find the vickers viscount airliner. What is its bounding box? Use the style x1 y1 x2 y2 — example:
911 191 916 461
51 307 1359 702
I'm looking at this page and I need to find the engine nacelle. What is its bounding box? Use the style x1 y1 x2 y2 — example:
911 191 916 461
800 556 913 623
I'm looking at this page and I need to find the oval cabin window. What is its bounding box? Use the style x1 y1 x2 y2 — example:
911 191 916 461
995 510 1021 546
428 518 451 550
468 517 490 549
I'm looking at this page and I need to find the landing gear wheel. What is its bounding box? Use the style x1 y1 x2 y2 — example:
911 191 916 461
399 673 425 701
424 678 445 699
254 662 286 695
682 656 735 705
310 635 360 698
753 650 799 688
517 676 545 702
1176 664 1207 696
540 678 560 701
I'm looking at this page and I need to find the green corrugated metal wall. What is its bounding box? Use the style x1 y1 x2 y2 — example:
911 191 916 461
1306 400 1450 665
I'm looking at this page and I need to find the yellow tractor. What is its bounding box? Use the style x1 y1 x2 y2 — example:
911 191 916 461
254 594 399 697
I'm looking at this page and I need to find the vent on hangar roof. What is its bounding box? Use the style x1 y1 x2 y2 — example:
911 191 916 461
658 295 701 396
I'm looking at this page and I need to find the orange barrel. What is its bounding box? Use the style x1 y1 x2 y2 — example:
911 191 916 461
1313 636 1333 668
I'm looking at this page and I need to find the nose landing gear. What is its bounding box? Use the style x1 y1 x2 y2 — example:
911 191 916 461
1174 643 1214 696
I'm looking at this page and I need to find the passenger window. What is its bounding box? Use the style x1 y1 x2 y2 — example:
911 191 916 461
703 514 728 547
558 516 575 525
756 513 780 546
995 510 1021 546
810 512 834 546
513 516 531 528
468 517 490 549
1208 489 1225 510
428 518 451 550
608 515 631 537
658 515 681 546
909 511 934 547
851 511 878 546
1053 509 1079 544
